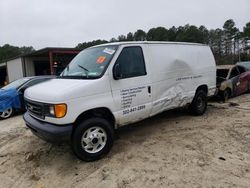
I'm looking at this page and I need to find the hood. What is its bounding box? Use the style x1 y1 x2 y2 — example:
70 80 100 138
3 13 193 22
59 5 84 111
24 77 110 103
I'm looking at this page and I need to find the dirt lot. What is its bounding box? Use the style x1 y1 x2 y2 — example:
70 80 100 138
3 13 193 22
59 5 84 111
1 95 250 188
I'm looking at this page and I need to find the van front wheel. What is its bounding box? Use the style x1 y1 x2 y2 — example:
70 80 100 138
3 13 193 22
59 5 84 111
71 117 114 161
189 90 207 116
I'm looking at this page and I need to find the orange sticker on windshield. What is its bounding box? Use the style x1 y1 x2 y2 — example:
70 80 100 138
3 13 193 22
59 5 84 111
96 56 106 64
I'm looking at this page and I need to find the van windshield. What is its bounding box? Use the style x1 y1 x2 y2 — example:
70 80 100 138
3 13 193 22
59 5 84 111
60 45 118 79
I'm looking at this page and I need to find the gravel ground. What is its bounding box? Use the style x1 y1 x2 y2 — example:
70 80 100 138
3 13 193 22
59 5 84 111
1 95 250 188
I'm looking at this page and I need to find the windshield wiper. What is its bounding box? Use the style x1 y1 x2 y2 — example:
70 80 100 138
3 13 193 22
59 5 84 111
77 64 89 78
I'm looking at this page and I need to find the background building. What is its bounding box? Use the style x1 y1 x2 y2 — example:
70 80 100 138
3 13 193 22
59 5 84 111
0 47 81 86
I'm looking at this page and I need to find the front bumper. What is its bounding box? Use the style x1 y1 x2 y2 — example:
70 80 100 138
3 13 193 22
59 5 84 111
23 112 72 142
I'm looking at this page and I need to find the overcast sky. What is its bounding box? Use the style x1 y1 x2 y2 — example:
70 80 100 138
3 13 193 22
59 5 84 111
0 0 249 49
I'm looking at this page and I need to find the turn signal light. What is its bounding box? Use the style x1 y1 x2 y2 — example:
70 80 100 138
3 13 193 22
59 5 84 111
54 104 67 118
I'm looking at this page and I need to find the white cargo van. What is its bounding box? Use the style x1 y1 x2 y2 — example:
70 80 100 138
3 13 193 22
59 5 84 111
23 42 216 161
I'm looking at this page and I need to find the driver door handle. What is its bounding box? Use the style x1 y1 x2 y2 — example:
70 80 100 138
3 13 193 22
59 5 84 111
148 86 151 94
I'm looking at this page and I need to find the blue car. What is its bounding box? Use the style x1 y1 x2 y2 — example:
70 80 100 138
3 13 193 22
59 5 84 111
0 76 53 119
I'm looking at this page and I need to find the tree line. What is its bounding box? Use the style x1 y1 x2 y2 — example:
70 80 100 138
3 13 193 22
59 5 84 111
1 19 250 65
0 44 35 63
76 19 250 65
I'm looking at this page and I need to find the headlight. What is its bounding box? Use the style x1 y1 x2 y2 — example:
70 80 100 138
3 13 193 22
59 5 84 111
49 106 55 116
47 104 67 118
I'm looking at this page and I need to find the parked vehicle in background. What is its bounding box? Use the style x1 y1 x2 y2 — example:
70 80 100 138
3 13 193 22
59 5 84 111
23 42 216 161
216 65 250 101
0 76 54 119
236 61 250 70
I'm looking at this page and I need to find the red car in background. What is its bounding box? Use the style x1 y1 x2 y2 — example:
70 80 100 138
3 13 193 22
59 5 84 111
216 65 250 101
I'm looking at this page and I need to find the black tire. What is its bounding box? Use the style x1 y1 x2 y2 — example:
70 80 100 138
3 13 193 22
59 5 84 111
71 117 114 161
189 90 207 116
222 89 231 102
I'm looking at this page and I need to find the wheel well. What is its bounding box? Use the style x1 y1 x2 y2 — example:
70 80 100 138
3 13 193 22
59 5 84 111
73 107 115 130
196 85 208 94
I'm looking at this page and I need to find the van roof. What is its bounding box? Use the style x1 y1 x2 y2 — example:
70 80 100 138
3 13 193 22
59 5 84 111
93 41 207 48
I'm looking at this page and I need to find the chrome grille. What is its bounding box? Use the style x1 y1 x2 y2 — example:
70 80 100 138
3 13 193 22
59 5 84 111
25 99 44 119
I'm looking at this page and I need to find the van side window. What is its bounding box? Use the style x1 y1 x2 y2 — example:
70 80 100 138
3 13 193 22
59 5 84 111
115 47 146 79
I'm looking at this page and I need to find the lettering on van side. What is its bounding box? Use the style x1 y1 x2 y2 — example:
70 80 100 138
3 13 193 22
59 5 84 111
176 75 202 81
120 86 146 109
153 98 171 107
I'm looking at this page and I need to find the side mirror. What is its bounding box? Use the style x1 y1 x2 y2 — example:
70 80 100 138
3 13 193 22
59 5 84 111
113 64 122 80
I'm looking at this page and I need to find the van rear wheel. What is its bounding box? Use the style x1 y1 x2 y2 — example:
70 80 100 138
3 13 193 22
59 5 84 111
71 117 114 161
189 90 207 116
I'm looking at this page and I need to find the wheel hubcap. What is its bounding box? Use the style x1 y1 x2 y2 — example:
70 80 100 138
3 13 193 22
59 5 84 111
0 108 12 119
81 126 107 154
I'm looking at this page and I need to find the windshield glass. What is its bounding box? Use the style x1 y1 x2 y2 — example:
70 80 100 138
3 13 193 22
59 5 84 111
2 78 30 90
61 45 118 78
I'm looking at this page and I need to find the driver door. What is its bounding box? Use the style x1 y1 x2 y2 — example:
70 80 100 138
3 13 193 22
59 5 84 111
110 46 152 126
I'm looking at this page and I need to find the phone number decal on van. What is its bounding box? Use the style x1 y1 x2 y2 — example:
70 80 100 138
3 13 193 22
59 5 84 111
123 105 146 115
